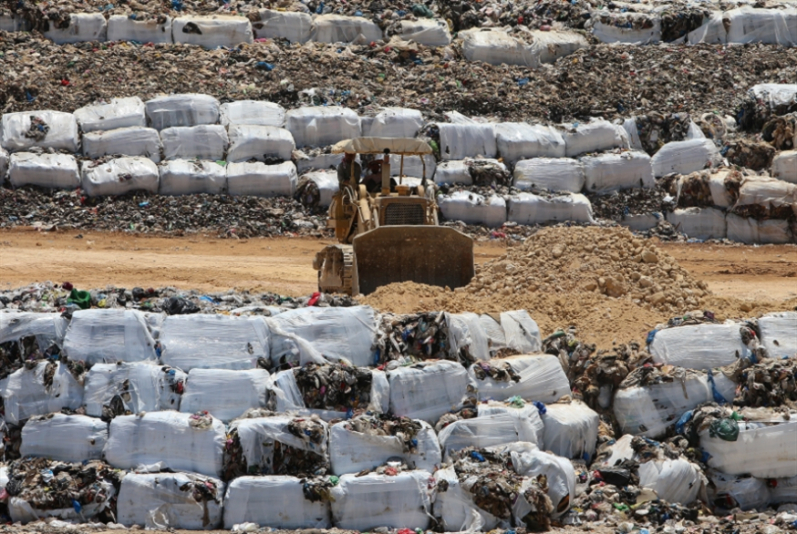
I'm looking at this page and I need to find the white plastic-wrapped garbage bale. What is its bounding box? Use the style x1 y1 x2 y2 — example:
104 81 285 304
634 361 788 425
508 193 594 224
562 119 627 157
748 83 797 111
758 312 797 359
105 411 225 477
161 125 228 161
173 15 253 47
107 15 173 44
299 170 339 207
650 323 749 370
437 404 543 459
74 97 146 133
735 176 797 217
438 121 497 160
145 94 220 130
83 362 186 417
20 413 107 462
434 160 472 185
0 146 7 178
330 470 433 530
63 309 159 364
362 107 424 138
468 354 570 404
227 125 295 163
651 138 721 177
726 214 792 244
725 8 797 45
506 442 576 517
160 314 269 371
466 311 541 358
513 158 584 193
460 28 585 67
329 416 441 475
220 100 286 127
399 19 452 46
8 153 80 189
0 362 84 425
118 472 223 530
388 360 469 423
708 471 770 511
43 13 107 44
296 152 345 174
8 471 117 524
267 306 377 367
770 475 797 506
180 368 269 421
0 311 68 352
581 151 654 194
540 401 599 461
81 157 159 197
666 207 727 240
433 465 502 532
495 123 566 165
0 15 28 32
439 192 507 227
251 9 312 43
159 159 226 195
223 476 331 529
285 107 361 148
2 111 79 153
590 12 662 44
614 371 736 438
700 411 797 478
227 161 298 197
82 126 162 162
310 14 383 44
772 150 797 184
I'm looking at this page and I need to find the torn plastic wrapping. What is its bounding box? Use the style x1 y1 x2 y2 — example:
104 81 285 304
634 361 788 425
81 157 160 197
83 362 186 418
508 193 595 224
310 15 383 44
172 15 253 48
388 360 469 423
541 401 599 461
180 369 270 422
438 122 497 161
160 314 269 371
219 101 286 128
227 125 295 163
145 94 220 131
772 150 797 183
434 464 502 532
447 312 491 364
330 470 433 531
285 107 361 149
734 176 797 218
495 123 566 166
758 312 797 358
159 160 227 196
8 153 80 190
20 413 107 463
107 15 173 44
227 161 298 197
223 476 331 529
562 119 627 158
513 158 585 193
296 170 338 207
651 139 722 177
638 456 704 505
105 411 226 478
666 207 727 240
63 309 159 364
580 151 655 194
770 475 797 506
161 125 228 161
251 10 312 43
0 146 7 177
43 13 107 44
708 470 770 511
437 408 542 460
362 107 424 138
590 12 662 44
460 28 539 67
0 361 84 426
507 442 576 518
73 97 146 133
725 8 797 46
439 192 507 228
434 160 472 185
0 312 67 358
649 323 750 370
726 215 793 245
82 127 162 162
468 354 570 403
398 19 452 46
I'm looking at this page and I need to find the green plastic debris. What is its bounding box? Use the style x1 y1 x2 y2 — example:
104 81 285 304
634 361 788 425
67 289 91 310
329 475 340 486
709 418 739 442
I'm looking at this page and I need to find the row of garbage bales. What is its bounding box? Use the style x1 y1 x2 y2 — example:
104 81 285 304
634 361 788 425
0 284 795 530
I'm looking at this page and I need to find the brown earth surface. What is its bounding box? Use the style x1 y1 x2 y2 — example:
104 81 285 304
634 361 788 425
1 227 795 347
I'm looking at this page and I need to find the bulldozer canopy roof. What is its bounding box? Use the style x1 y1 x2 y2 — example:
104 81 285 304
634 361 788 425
331 137 433 156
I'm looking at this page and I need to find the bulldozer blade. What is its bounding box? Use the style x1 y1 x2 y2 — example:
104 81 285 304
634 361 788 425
352 226 474 296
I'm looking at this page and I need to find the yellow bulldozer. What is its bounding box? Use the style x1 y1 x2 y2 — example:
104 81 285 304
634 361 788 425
313 137 475 296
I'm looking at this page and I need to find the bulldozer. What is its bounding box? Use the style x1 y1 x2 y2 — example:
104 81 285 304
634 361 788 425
313 137 474 296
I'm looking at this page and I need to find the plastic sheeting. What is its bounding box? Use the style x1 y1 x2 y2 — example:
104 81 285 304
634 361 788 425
508 193 594 224
252 10 312 43
160 314 269 371
433 465 502 532
772 150 797 184
506 442 575 518
495 123 566 165
267 306 377 367
118 472 224 530
399 19 452 46
438 122 497 160
285 107 361 148
709 471 770 511
725 8 797 45
301 170 339 206
63 309 159 364
159 160 227 196
173 16 253 47
439 192 507 227
562 119 627 157
751 83 797 109
223 476 331 529
437 406 542 459
638 457 704 505
447 312 491 363
145 94 220 130
468 354 570 403
0 146 7 178
20 413 107 462
581 151 655 194
74 97 146 133
107 15 173 44
459 28 586 68
651 139 722 177
591 13 662 44
227 125 294 162
650 323 749 370
362 108 424 138
81 157 160 197
0 311 67 349
43 13 107 44
227 161 298 197
105 411 226 477
735 176 797 216
8 153 79 189
0 362 84 425
330 471 432 531
329 419 441 475
180 369 270 421
434 160 472 185
231 415 329 473
220 101 286 128
388 361 469 423
84 362 186 417
310 15 383 44
770 475 797 505
513 158 584 193
2 111 79 153
726 214 792 244
541 401 599 461
82 126 162 162
161 125 228 161
666 207 727 240
758 312 797 359
707 170 735 208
